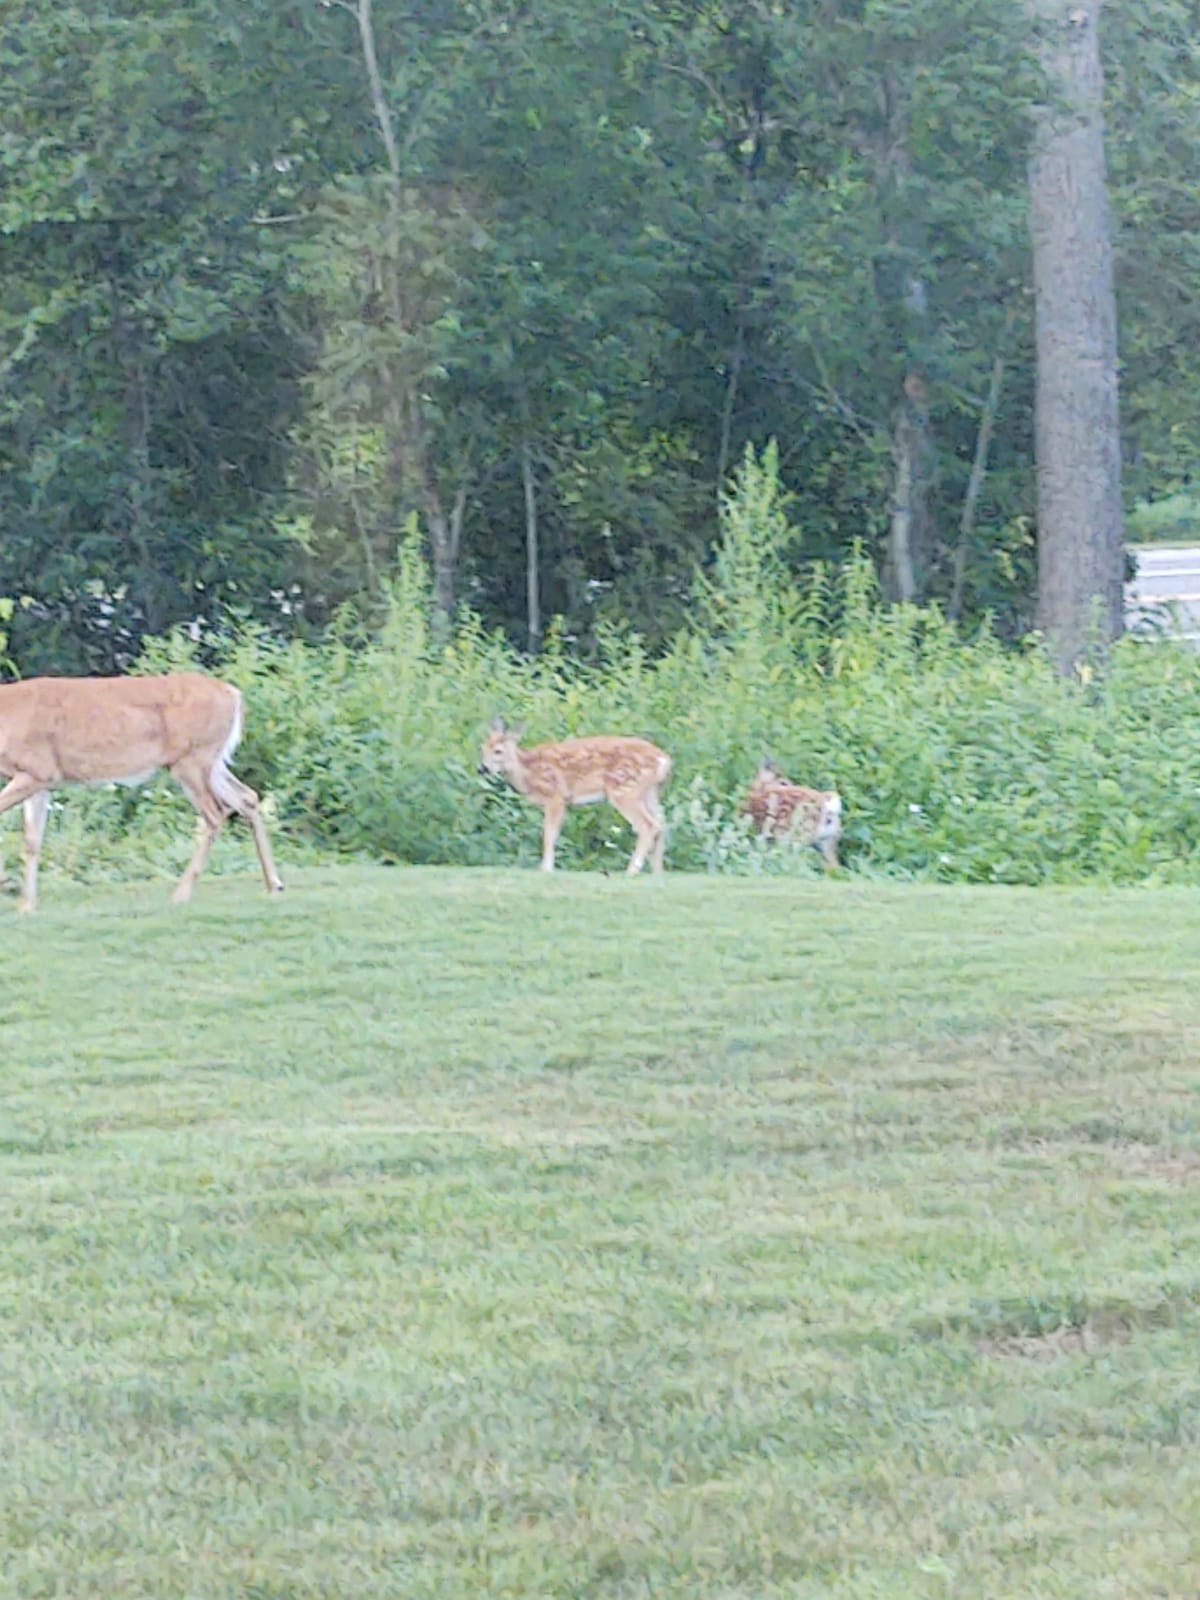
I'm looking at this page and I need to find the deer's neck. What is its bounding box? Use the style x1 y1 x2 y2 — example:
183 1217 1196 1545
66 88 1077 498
505 746 535 796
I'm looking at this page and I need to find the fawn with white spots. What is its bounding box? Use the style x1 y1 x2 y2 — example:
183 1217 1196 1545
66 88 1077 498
479 717 672 873
743 756 843 869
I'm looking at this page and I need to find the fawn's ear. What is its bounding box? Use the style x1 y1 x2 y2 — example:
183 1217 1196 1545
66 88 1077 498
490 714 506 733
511 721 527 739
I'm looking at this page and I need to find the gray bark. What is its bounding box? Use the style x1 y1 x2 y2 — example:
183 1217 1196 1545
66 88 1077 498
1028 0 1123 671
874 73 936 604
887 409 918 605
107 267 163 632
427 482 467 634
716 318 744 497
345 0 465 630
886 373 934 605
949 310 1014 622
522 440 541 653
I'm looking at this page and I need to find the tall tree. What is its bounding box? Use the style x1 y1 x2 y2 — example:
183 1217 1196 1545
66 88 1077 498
5 0 1195 668
639 0 1034 612
1028 0 1124 669
1105 1 1200 508
0 0 319 670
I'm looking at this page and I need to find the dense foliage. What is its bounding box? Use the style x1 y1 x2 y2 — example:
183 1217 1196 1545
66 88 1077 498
2 1 1199 669
28 448 1200 889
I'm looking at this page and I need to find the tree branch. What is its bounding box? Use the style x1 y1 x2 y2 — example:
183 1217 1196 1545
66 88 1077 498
716 318 745 494
354 0 402 181
949 305 1015 621
807 344 884 443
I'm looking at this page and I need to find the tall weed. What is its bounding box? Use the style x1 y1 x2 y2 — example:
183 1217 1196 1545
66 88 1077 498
19 450 1200 887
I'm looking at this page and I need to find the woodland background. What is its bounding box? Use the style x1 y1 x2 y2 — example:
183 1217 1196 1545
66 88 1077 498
4 0 1198 669
4 1 1200 882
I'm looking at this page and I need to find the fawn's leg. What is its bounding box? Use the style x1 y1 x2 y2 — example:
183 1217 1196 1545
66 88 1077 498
818 834 841 871
540 796 566 871
645 789 667 873
609 792 660 874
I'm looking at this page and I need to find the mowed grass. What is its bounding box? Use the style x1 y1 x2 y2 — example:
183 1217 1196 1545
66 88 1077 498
3 865 1200 1598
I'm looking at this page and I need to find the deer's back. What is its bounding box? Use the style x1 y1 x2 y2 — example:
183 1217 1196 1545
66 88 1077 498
0 673 239 784
522 735 671 800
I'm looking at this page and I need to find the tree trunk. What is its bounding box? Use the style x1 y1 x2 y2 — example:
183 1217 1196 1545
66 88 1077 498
107 263 164 633
874 75 937 604
353 0 469 633
426 481 467 636
949 310 1014 621
522 439 541 653
886 372 934 604
716 316 745 497
1028 0 1123 671
429 515 455 631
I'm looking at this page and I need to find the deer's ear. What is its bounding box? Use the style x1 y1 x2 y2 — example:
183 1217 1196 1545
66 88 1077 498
490 714 506 733
511 721 527 739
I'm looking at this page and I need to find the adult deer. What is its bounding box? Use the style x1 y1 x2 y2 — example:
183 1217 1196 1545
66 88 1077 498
0 672 284 913
479 717 672 873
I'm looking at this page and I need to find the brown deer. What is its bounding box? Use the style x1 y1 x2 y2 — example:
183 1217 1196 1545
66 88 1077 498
0 672 284 912
743 756 843 869
479 717 672 873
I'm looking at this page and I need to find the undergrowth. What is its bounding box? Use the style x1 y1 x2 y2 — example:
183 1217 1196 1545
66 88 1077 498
16 445 1200 886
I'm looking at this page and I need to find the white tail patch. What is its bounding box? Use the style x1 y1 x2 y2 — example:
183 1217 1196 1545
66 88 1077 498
815 796 842 840
209 690 245 812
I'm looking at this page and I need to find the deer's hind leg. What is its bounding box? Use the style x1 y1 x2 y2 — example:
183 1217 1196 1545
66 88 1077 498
169 759 227 905
211 767 283 894
608 789 662 875
645 788 667 873
171 756 283 902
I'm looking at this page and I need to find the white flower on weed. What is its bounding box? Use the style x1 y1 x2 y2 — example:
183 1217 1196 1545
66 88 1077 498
909 802 923 814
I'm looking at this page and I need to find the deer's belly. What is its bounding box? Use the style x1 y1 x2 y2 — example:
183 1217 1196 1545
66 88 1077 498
75 768 159 788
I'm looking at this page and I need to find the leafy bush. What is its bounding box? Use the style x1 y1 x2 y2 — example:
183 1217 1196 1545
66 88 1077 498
21 447 1200 888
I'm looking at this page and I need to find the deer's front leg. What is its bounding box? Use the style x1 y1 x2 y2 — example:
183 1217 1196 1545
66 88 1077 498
0 775 50 914
19 791 50 915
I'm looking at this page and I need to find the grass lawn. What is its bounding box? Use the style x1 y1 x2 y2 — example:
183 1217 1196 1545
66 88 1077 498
3 865 1200 1598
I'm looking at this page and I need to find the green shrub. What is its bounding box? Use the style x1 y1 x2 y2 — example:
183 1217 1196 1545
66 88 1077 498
22 448 1200 888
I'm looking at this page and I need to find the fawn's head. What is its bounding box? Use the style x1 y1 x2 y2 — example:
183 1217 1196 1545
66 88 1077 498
750 753 784 787
479 716 524 777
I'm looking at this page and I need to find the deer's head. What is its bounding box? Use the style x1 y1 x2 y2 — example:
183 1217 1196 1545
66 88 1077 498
478 715 524 778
